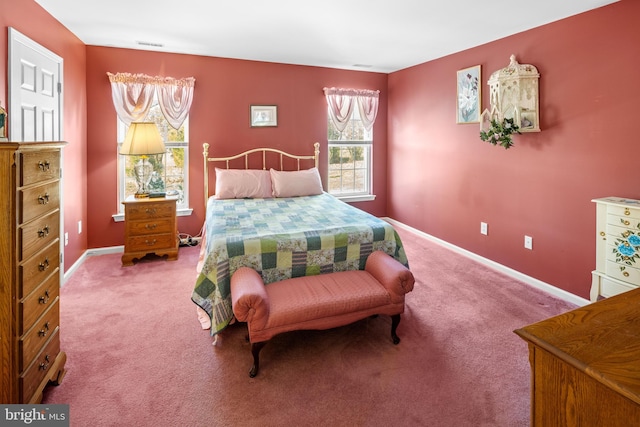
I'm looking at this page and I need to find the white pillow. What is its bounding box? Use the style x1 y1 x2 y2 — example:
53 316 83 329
214 168 272 199
270 167 323 197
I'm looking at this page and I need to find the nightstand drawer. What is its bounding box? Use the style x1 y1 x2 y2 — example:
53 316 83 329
20 211 60 262
126 233 177 252
125 201 175 220
20 329 60 403
20 150 61 187
127 218 174 236
20 241 60 299
20 273 59 335
20 181 60 224
20 301 60 371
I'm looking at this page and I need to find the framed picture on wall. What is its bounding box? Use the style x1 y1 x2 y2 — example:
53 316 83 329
456 65 481 124
250 105 278 127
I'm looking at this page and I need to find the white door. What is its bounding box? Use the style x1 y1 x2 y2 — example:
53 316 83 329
8 27 65 277
8 27 63 141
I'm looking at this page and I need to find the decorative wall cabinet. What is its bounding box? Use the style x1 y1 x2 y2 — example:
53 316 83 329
482 55 540 133
591 197 640 301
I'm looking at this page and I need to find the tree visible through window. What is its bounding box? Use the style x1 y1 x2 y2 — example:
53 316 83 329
117 99 189 211
327 107 372 196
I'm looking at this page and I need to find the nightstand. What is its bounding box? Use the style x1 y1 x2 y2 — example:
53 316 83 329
121 196 179 266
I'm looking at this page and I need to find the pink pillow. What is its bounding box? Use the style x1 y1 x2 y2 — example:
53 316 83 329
215 168 272 199
270 167 323 197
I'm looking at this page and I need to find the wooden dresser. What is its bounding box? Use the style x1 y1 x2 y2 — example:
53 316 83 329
0 141 67 404
591 197 640 301
515 288 640 426
121 197 179 266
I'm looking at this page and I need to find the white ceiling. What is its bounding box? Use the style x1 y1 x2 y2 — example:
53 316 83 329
35 0 618 73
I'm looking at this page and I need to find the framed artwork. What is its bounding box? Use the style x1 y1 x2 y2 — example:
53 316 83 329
250 105 278 127
456 65 481 124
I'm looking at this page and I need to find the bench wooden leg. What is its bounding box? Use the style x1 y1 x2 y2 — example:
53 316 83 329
391 314 401 345
250 342 266 378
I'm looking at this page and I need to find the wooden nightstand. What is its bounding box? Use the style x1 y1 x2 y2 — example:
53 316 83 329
122 196 179 266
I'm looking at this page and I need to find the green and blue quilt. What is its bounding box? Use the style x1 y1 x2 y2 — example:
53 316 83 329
191 192 408 335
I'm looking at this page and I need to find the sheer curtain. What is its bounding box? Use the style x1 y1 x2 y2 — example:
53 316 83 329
323 87 380 131
107 72 195 129
156 76 196 129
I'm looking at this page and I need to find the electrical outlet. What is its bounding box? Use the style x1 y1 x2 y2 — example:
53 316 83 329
78 220 82 234
480 222 488 235
64 232 69 246
524 235 533 250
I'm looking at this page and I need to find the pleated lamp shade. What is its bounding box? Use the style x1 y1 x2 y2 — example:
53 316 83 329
119 122 165 156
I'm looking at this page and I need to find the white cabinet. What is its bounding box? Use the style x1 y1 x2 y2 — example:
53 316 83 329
591 197 640 301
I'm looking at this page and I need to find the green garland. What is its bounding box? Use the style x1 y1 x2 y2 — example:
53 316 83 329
479 117 521 149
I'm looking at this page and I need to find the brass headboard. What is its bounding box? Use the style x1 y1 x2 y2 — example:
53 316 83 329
203 142 320 208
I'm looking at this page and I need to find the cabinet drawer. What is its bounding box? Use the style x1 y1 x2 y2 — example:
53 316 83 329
125 201 175 220
19 242 60 299
20 301 60 371
605 260 640 286
20 150 61 187
20 273 59 335
606 222 640 240
126 233 176 252
20 211 60 262
127 218 174 236
20 181 60 224
607 204 640 221
20 329 60 403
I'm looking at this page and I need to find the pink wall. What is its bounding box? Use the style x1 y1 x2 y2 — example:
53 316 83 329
85 47 388 248
387 0 640 299
0 0 87 271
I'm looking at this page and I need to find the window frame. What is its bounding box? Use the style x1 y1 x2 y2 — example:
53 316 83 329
112 103 192 222
327 108 375 202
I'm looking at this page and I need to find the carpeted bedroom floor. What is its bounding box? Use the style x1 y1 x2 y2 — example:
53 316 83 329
43 224 577 426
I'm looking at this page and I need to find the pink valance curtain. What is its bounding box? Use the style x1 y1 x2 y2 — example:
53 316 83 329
323 87 380 132
107 72 195 129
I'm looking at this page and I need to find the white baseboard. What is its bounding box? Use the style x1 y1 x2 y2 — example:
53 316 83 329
384 218 590 307
63 245 124 286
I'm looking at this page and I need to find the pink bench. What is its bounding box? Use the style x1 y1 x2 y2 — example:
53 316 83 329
231 251 415 377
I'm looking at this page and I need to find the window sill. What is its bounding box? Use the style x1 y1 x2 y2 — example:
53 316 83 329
334 194 376 203
112 207 194 222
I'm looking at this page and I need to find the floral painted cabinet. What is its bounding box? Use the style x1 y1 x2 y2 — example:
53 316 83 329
591 197 640 301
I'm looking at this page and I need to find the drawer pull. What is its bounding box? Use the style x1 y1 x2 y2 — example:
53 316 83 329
38 193 50 204
145 208 157 215
145 239 157 246
38 257 50 271
39 354 51 371
39 290 51 304
623 220 631 226
38 160 51 171
625 208 631 216
38 321 50 337
37 226 50 238
623 271 630 277
145 223 158 230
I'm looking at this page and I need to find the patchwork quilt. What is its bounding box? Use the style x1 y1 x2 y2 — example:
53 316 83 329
191 192 408 335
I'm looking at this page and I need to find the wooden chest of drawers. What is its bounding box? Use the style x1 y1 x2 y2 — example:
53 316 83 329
121 197 179 266
515 288 640 426
591 197 640 301
0 141 67 404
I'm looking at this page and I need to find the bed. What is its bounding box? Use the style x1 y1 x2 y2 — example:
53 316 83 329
191 142 409 336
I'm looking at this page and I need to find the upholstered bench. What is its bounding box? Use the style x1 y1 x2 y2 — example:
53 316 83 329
231 250 415 377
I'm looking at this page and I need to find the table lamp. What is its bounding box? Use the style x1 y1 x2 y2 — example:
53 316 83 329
119 122 165 198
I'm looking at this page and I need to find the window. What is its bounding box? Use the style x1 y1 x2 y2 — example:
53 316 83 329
327 107 373 198
116 98 189 214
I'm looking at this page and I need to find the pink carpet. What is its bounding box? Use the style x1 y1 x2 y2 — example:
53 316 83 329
43 226 576 426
